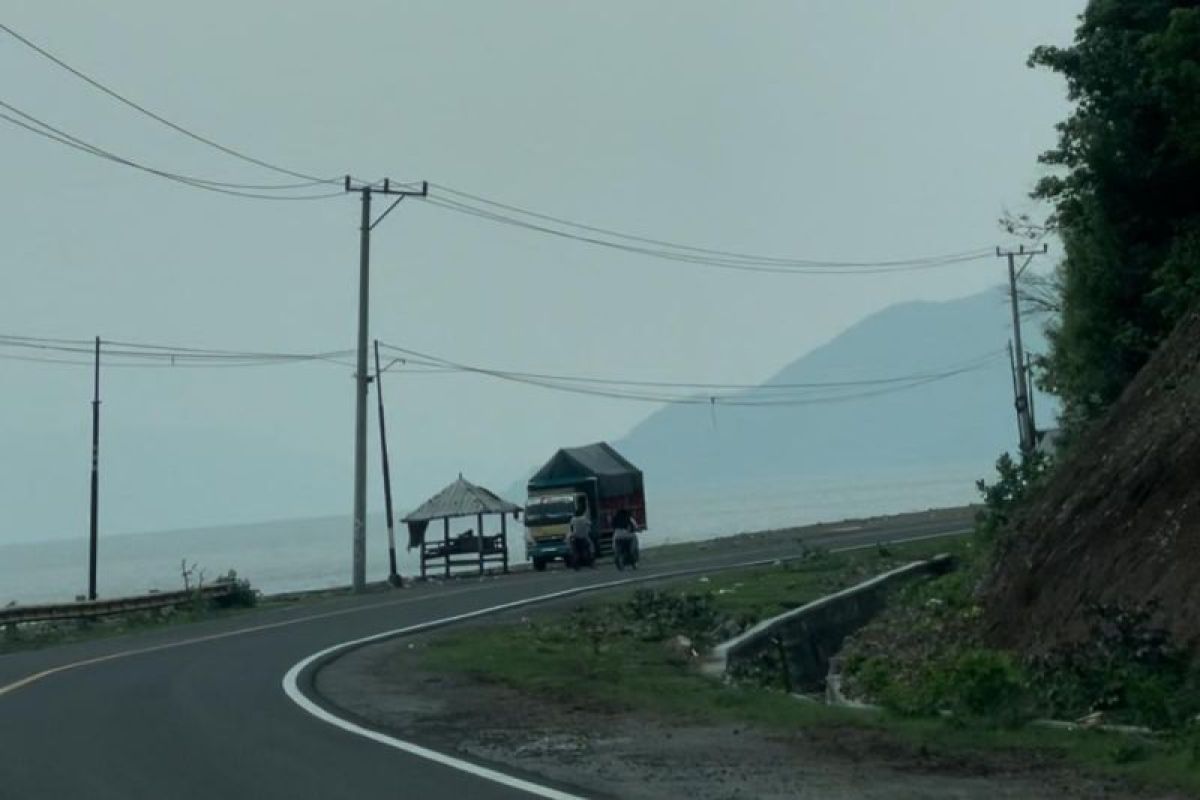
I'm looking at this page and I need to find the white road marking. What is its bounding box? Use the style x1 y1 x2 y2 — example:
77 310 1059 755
281 528 971 798
0 582 537 698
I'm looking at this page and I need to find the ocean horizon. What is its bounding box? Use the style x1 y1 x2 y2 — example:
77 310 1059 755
1 463 986 606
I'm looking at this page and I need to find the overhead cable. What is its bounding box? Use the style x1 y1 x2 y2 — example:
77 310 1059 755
430 183 991 269
0 22 334 185
377 341 1005 406
0 101 342 200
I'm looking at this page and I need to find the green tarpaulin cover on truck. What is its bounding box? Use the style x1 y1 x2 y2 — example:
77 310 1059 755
528 442 642 496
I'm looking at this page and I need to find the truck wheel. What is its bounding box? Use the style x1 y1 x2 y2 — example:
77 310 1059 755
532 558 548 572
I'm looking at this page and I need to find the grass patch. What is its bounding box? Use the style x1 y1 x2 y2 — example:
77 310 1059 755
699 534 966 619
420 535 1200 796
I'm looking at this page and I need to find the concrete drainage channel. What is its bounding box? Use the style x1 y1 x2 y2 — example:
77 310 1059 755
701 554 1159 738
702 554 956 696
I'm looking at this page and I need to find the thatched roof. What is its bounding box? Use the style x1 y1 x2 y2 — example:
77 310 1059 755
402 476 520 523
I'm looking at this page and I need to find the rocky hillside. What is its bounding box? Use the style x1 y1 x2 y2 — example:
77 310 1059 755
983 306 1200 654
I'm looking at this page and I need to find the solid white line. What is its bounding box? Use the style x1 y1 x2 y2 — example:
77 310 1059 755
0 582 534 699
281 527 972 799
0 526 968 701
281 580 645 800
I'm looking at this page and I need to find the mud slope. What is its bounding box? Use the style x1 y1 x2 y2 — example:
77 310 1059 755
984 307 1200 653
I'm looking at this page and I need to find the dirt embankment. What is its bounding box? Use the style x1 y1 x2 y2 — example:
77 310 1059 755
984 307 1200 653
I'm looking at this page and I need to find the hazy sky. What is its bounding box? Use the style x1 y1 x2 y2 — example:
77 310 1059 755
0 1 1080 544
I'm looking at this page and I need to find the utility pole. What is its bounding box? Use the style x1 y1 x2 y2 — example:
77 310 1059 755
1006 341 1022 446
1025 351 1038 442
88 336 101 600
996 244 1047 455
345 177 427 592
374 339 401 587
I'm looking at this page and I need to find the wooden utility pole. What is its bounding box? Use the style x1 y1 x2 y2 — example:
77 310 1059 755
996 244 1047 454
345 177 426 592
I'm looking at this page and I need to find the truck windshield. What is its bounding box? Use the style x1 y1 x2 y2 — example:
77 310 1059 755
526 497 575 524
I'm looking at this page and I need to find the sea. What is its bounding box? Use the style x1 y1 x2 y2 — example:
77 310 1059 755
0 465 984 606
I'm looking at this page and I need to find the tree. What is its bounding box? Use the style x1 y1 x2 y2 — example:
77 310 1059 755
1030 0 1200 431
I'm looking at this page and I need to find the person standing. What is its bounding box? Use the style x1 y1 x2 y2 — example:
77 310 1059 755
568 505 594 568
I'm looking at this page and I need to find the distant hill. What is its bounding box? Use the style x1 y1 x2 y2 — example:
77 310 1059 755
613 288 1051 487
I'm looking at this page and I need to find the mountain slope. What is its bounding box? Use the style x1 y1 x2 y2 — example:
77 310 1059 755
615 289 1048 486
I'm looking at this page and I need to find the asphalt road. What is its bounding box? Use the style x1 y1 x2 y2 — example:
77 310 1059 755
0 511 971 799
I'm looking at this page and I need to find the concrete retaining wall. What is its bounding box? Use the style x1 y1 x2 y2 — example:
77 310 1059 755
704 554 955 691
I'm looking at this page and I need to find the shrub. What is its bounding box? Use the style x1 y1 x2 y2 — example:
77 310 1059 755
211 570 258 609
1025 602 1200 730
620 589 720 646
942 649 1029 725
975 450 1053 544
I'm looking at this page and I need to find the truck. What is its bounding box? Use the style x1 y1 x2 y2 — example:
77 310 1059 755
523 442 646 571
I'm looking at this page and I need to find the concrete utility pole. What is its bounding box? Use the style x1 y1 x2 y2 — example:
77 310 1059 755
996 244 1048 455
88 335 101 600
345 177 427 592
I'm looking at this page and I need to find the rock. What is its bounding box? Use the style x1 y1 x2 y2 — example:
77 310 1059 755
712 619 742 642
664 635 695 661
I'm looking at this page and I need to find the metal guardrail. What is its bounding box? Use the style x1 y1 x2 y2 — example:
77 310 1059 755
0 582 237 626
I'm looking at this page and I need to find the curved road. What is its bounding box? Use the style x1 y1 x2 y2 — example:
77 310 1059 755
0 513 968 799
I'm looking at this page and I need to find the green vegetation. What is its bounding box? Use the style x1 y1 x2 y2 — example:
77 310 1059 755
845 449 1200 733
210 570 258 609
973 450 1052 543
833 455 1200 791
1027 0 1200 432
421 534 1200 795
1026 602 1200 731
424 536 962 715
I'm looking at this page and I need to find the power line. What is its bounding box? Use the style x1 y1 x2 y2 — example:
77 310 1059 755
439 356 998 407
0 331 1003 405
0 101 343 200
376 341 1005 406
0 22 334 185
0 335 355 367
430 183 992 269
421 195 989 275
379 342 1002 391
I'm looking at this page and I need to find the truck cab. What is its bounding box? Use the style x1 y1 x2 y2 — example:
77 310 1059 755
524 491 586 571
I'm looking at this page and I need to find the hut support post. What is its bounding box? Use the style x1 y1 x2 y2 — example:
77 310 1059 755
477 513 485 574
443 518 450 579
501 513 509 573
